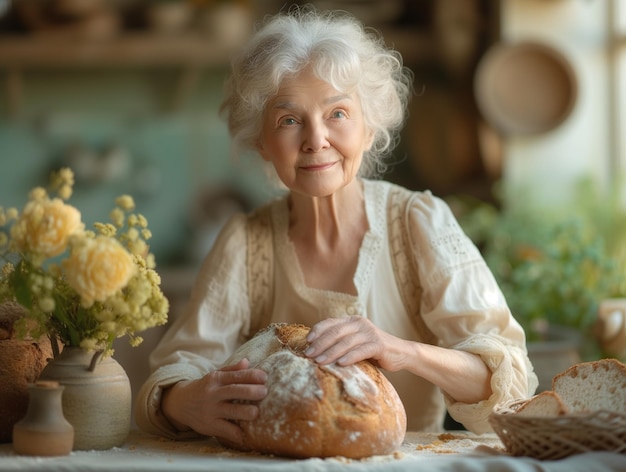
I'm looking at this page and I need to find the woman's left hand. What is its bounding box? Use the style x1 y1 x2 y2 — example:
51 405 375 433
305 315 493 404
305 315 404 370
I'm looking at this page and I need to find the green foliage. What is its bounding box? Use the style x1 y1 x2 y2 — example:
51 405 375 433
452 178 626 345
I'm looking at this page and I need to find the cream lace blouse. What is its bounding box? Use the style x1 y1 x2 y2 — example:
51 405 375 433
135 179 537 439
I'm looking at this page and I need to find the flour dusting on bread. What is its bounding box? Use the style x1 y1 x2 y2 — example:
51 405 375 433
222 323 407 459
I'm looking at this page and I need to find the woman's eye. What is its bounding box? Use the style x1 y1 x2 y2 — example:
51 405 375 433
280 117 298 126
332 110 346 119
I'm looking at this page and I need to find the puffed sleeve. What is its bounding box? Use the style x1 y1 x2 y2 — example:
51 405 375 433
407 191 538 433
135 213 251 439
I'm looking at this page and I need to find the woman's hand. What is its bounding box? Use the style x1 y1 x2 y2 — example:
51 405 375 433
305 316 493 403
161 358 267 446
305 316 405 371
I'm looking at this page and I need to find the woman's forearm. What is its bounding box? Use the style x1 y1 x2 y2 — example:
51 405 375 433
397 340 492 404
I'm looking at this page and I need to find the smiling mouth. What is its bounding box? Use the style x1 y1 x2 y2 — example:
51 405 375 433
300 162 336 171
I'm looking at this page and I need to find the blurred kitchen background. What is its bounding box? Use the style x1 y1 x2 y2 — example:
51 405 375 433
2 0 626 410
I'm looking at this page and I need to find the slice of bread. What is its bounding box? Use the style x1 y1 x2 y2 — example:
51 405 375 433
515 390 569 417
552 358 626 413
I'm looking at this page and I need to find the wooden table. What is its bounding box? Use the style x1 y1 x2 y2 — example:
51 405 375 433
0 429 624 471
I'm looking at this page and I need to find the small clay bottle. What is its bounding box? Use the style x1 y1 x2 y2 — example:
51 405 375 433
12 380 74 456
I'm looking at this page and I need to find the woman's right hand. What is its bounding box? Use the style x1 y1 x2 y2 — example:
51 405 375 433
161 358 267 446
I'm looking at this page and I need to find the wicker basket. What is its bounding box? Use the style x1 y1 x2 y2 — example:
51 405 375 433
489 400 626 460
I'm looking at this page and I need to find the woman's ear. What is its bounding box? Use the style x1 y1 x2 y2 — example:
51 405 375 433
256 139 271 162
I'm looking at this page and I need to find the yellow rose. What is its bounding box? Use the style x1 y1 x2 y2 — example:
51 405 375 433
63 235 137 307
13 198 83 258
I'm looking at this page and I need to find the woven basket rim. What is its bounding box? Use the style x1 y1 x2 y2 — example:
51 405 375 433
489 402 626 459
491 406 626 421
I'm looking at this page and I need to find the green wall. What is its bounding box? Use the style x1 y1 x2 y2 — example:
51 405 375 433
0 68 273 266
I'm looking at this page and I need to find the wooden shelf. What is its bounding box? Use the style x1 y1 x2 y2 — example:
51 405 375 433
0 33 236 68
0 33 240 115
0 30 433 115
0 29 436 69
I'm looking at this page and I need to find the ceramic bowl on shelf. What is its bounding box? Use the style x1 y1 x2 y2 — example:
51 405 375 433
474 41 578 136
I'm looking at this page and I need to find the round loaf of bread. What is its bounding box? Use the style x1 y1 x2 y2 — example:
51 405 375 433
222 323 407 459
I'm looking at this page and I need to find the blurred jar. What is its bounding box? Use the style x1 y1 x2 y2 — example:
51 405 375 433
145 1 193 35
595 299 626 358
198 1 252 48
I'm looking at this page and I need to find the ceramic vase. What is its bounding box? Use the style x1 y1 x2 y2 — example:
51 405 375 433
38 347 131 450
12 381 74 456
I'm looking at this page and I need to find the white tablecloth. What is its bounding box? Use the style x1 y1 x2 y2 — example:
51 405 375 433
0 430 624 472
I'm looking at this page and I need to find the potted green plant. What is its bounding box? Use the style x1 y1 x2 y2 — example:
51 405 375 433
451 178 626 390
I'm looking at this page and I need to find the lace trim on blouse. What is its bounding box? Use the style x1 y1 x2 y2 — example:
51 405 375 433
246 179 435 341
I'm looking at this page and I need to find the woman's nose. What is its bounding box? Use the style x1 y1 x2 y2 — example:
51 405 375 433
302 121 330 152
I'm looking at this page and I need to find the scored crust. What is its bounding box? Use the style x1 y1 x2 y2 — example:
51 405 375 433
221 323 407 458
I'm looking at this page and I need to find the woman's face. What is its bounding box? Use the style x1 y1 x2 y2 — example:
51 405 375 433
257 68 373 198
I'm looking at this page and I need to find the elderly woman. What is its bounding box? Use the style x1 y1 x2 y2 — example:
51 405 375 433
136 7 537 447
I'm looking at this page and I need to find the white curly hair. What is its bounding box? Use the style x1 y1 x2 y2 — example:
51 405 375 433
220 5 413 179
